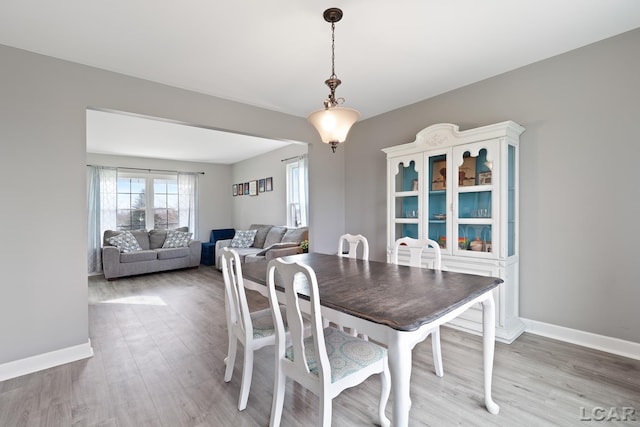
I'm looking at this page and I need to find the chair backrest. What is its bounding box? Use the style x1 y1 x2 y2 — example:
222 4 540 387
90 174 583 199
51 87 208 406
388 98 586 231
391 237 442 269
267 258 331 386
221 247 253 340
337 233 370 260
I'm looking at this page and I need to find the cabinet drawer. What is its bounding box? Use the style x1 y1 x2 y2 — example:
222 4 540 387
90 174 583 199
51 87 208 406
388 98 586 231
449 286 503 328
442 258 500 277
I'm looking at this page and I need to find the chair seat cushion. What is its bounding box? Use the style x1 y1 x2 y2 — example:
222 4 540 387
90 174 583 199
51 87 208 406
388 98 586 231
286 327 387 382
120 250 157 263
250 306 287 339
156 247 190 260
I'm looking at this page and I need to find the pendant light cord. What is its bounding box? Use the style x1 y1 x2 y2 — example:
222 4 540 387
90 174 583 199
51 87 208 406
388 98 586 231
330 22 337 80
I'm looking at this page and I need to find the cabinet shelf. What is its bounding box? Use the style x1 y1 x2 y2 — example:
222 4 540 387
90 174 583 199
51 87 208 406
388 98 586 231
394 191 419 197
395 218 419 223
457 218 493 225
458 184 492 193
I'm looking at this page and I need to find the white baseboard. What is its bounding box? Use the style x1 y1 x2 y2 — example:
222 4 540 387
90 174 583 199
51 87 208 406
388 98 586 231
0 340 94 381
521 318 640 361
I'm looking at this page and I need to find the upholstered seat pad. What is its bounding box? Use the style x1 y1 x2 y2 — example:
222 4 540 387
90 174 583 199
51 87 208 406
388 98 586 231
250 306 287 339
119 250 157 263
156 247 191 260
286 327 386 382
226 247 262 262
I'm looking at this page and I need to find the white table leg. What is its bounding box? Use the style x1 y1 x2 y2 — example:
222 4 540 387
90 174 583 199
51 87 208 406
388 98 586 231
482 293 500 415
388 331 412 427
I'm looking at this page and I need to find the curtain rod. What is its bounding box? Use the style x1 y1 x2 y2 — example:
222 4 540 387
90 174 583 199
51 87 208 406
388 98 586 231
87 165 204 175
280 154 308 162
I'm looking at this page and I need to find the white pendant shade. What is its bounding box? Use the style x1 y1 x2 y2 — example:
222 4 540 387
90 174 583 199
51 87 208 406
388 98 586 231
307 107 360 144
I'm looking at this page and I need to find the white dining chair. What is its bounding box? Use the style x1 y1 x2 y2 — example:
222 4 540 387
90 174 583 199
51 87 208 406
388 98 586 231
221 247 286 411
336 233 370 337
266 258 390 427
391 237 444 377
337 233 369 260
391 236 442 270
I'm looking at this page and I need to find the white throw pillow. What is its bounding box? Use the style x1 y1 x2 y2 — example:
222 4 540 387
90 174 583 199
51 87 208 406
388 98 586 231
230 229 258 248
108 231 143 253
162 229 193 248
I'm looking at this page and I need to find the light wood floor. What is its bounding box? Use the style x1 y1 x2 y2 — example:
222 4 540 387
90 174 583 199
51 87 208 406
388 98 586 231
1 266 639 426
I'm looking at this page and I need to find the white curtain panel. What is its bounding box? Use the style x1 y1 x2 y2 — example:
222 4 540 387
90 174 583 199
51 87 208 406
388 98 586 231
297 155 309 227
178 172 199 239
87 166 117 274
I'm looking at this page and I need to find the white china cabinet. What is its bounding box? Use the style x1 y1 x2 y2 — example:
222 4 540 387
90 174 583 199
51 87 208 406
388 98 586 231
382 121 525 343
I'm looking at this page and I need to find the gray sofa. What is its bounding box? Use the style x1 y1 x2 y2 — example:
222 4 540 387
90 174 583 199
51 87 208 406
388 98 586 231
214 224 308 270
102 227 201 280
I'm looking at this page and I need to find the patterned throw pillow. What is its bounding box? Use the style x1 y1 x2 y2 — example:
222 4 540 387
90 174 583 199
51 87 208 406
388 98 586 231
230 229 258 248
162 229 193 248
108 231 143 253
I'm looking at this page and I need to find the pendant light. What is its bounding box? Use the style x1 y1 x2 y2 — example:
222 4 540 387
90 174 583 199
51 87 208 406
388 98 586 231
307 8 360 153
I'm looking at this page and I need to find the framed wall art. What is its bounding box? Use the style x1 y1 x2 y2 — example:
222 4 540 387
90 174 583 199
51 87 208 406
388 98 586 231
249 180 258 196
478 171 492 185
265 177 273 191
431 160 446 191
458 156 476 187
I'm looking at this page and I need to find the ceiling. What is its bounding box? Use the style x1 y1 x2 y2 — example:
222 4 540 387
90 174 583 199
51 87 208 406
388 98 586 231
3 1 640 163
86 109 295 165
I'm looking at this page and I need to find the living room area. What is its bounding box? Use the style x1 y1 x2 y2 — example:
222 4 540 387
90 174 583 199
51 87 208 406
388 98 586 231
86 108 310 274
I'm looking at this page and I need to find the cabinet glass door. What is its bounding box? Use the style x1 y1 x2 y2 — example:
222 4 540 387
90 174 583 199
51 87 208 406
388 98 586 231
507 144 516 257
453 142 498 257
392 160 419 239
427 154 447 250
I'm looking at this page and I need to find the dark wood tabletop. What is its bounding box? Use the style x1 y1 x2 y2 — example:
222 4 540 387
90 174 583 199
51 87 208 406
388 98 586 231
241 252 503 332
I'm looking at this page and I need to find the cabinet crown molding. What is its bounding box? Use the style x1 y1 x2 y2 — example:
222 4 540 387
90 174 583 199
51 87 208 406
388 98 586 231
382 121 525 156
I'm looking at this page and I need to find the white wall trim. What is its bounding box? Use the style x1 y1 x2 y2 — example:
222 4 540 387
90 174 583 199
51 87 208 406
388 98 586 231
0 340 93 381
522 318 640 361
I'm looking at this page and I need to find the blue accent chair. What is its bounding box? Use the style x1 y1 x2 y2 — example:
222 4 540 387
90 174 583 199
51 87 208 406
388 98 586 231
201 228 236 265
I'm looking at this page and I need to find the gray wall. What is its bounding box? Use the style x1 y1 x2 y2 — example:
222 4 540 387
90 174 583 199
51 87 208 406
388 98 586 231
231 143 308 228
344 28 640 343
0 43 344 365
86 153 233 240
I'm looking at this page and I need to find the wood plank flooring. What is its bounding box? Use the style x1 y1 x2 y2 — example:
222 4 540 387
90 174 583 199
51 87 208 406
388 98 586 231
1 266 639 426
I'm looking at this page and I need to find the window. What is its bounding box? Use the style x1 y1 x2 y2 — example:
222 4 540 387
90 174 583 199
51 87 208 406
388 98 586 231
153 178 179 229
116 176 147 230
286 156 308 227
88 166 199 274
116 172 179 231
287 163 301 227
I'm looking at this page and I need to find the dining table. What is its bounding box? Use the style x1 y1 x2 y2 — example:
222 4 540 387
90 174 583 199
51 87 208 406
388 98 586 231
240 252 503 426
